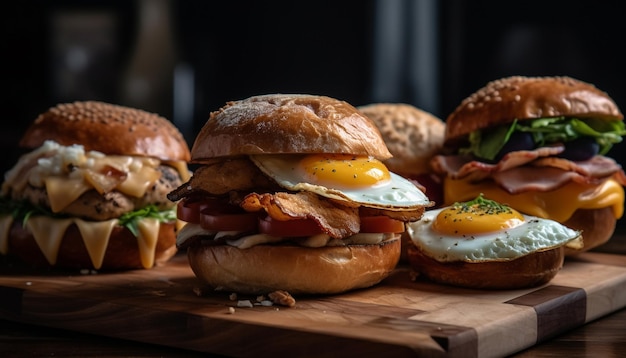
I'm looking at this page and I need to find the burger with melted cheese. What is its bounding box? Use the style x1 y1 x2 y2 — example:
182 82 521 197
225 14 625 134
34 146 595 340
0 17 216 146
0 101 191 269
431 76 626 254
167 94 432 295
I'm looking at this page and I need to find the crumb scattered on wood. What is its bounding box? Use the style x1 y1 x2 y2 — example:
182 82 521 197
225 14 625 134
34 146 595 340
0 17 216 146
268 290 296 308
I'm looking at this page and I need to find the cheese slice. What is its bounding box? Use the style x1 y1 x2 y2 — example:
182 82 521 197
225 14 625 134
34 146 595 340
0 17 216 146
45 176 91 213
443 177 625 222
26 217 74 265
74 218 117 269
136 218 161 269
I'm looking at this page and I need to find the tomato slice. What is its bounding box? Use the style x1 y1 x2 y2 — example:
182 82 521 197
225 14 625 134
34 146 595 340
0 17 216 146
199 209 260 232
360 216 405 233
177 199 213 223
177 197 246 224
258 216 324 237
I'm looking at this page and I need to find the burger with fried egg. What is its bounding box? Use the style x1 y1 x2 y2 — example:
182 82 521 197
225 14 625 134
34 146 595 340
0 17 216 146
167 94 433 295
431 76 626 254
406 194 581 289
0 101 191 270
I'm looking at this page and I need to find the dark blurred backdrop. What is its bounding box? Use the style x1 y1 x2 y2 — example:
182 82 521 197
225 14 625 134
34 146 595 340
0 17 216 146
2 0 625 227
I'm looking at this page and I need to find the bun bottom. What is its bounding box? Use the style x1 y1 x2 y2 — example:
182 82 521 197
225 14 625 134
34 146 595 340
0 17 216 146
563 207 616 255
7 221 178 270
406 243 565 289
187 236 401 295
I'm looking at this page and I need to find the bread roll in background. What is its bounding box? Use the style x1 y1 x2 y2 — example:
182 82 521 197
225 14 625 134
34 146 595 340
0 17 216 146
358 103 445 262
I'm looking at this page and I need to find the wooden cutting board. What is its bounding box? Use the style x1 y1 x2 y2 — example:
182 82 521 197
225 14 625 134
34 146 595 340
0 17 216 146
1 251 625 358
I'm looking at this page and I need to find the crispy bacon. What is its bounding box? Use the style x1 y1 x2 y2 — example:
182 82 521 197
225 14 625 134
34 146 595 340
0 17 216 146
241 191 360 239
431 146 626 194
167 158 281 201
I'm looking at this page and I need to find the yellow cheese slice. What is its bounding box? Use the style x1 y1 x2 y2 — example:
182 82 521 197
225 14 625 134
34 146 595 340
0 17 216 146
26 217 73 265
45 176 91 213
136 218 161 269
116 166 161 198
74 218 118 269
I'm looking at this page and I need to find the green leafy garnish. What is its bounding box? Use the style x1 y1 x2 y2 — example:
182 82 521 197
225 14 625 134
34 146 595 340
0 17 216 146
452 194 512 215
118 205 176 236
460 117 626 160
0 196 174 238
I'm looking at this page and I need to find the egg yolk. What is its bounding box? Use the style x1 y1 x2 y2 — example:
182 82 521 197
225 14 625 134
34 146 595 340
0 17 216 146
299 154 391 189
432 202 525 236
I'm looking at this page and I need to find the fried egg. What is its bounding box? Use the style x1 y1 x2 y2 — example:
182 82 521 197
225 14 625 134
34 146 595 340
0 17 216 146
250 154 431 210
406 195 581 262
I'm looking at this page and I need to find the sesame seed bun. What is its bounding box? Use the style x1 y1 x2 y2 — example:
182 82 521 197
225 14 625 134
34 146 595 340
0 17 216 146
444 76 624 148
20 101 191 162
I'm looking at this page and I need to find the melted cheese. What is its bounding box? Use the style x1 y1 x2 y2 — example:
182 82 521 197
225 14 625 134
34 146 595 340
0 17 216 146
2 141 181 212
45 176 91 213
26 217 74 265
0 216 13 254
0 215 164 269
443 177 625 222
167 160 192 182
136 218 160 269
74 218 117 269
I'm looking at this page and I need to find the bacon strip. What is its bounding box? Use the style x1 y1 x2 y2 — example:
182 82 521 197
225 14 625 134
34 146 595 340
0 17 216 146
241 191 360 239
431 146 626 194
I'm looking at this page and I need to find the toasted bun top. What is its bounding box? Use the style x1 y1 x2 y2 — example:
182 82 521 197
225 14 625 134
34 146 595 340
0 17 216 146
358 103 445 175
190 94 392 162
445 76 624 146
20 101 191 161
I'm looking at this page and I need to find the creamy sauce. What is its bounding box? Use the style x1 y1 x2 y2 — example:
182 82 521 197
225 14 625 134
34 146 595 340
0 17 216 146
176 222 389 249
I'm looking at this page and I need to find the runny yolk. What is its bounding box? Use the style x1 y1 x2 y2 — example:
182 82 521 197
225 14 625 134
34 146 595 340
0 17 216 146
299 154 391 189
432 203 525 236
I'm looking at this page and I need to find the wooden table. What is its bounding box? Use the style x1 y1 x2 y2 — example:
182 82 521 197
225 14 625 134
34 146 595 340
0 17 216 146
1 234 625 357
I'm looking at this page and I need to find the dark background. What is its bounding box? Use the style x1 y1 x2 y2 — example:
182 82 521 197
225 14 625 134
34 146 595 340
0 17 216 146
2 0 625 228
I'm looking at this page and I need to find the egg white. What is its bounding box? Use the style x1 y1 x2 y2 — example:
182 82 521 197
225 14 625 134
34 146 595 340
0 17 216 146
250 154 431 210
406 207 581 262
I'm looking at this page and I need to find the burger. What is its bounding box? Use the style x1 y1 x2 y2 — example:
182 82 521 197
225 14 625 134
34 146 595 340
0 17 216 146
357 103 445 261
0 101 191 270
167 94 433 295
406 194 581 289
357 103 445 205
430 76 626 254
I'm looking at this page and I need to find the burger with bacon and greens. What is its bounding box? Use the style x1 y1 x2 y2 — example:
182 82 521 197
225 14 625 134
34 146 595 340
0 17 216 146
431 76 626 254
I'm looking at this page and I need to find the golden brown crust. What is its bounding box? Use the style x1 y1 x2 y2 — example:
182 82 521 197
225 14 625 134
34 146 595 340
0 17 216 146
7 221 177 270
406 243 564 289
358 103 445 176
190 94 392 162
444 76 624 147
20 101 191 162
563 207 616 255
186 237 401 295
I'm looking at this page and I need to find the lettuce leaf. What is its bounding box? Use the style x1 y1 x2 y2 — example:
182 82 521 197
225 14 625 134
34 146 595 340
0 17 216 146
460 117 626 160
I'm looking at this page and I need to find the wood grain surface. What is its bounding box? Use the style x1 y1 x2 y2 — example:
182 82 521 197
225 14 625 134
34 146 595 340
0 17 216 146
1 248 625 358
